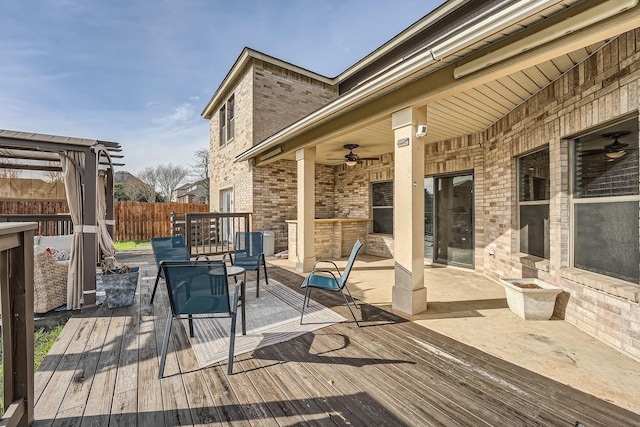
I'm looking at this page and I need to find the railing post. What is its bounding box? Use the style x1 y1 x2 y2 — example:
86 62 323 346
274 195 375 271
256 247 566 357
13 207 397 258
185 213 193 257
0 222 36 427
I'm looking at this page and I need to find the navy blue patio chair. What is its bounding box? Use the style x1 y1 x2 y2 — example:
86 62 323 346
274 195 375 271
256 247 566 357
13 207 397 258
228 231 268 297
300 239 363 327
158 259 241 377
150 235 208 304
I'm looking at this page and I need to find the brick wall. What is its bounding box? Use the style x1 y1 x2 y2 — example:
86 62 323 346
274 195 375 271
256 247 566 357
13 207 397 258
253 60 337 144
209 69 254 213
472 31 640 360
209 56 339 253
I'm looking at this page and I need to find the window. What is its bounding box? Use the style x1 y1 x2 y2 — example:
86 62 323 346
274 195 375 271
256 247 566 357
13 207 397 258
572 118 639 282
372 181 393 234
227 95 235 141
218 95 235 146
219 104 226 146
518 149 550 259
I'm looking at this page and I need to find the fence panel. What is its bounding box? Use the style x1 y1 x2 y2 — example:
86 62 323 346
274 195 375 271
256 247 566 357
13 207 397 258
114 201 210 241
0 200 210 241
172 212 251 257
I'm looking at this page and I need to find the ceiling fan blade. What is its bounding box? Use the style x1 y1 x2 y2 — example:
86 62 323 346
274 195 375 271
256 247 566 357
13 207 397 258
358 157 380 161
580 149 606 156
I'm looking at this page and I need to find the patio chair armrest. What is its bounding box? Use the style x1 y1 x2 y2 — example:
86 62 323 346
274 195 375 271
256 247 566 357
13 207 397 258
312 260 341 275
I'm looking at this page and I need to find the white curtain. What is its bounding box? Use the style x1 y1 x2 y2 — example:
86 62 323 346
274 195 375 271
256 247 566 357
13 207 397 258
60 151 84 310
97 172 117 270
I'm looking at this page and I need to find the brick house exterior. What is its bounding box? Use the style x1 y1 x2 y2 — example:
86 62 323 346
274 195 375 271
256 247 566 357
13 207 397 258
203 1 640 361
204 51 337 252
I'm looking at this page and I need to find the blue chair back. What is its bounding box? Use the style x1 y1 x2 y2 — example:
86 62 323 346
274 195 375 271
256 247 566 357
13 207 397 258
161 260 231 316
151 235 189 268
338 240 363 288
234 231 263 264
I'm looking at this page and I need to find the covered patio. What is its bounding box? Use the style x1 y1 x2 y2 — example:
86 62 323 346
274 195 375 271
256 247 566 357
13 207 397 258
31 249 640 425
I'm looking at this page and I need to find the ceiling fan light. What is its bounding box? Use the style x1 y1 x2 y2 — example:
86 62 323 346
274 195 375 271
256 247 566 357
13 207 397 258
605 150 626 159
345 160 357 167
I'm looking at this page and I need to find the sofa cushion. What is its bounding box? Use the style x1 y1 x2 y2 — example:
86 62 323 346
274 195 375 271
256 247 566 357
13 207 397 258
35 234 73 254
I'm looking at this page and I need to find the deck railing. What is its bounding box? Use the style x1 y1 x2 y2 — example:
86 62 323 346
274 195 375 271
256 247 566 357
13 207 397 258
0 222 36 426
171 212 251 257
0 214 72 237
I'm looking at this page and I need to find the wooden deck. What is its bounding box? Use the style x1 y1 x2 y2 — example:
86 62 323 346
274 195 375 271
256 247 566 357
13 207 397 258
33 250 640 426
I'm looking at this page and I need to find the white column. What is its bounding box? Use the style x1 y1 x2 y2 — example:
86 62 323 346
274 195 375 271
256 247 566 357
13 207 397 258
391 106 427 314
296 147 316 272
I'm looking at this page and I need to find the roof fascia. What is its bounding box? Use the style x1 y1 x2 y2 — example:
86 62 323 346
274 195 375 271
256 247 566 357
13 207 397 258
201 48 335 119
334 0 469 84
235 0 565 163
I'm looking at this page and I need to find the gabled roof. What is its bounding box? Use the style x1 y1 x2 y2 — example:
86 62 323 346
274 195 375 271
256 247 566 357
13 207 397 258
201 48 334 119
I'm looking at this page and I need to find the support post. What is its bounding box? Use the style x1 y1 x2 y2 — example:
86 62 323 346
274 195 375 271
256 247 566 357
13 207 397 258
82 148 98 310
391 107 427 314
296 147 316 272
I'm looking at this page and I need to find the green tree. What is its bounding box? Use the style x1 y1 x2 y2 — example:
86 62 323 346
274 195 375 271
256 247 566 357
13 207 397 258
114 182 130 201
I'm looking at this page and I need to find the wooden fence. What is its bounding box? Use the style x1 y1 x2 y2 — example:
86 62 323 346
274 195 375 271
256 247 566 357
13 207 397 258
114 201 210 240
0 200 210 241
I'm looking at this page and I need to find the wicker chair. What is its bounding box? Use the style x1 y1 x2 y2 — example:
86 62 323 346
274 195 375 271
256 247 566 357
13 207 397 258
33 246 69 314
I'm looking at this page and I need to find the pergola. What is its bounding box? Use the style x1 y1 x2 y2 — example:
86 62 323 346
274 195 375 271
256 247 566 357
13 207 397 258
0 129 123 310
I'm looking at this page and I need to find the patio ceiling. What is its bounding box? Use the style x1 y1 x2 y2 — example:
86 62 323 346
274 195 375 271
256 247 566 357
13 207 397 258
246 0 636 167
288 41 605 166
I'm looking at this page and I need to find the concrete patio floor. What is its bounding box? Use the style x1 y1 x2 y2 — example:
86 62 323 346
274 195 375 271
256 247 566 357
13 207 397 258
269 254 640 415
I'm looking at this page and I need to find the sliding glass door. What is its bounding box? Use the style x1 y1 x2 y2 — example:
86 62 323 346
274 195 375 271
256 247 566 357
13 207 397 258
425 173 474 268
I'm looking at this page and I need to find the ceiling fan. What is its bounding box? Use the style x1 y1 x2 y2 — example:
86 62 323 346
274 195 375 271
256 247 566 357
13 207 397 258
581 131 630 159
329 144 379 166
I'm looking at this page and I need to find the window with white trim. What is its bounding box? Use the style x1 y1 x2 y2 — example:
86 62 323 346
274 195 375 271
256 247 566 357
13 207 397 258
518 148 550 259
218 94 235 146
571 118 639 283
219 104 226 146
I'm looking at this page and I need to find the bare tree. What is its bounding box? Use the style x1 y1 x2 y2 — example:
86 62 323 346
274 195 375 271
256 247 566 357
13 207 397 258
156 164 189 202
0 168 19 179
135 166 159 203
190 148 210 203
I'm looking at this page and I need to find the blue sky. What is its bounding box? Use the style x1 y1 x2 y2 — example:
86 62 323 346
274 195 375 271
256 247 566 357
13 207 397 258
1 0 441 174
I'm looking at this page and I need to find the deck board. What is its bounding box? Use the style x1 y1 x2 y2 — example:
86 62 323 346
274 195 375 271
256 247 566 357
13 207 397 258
32 250 640 426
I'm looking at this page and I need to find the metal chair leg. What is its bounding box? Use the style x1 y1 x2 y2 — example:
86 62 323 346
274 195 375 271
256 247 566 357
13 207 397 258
150 269 162 304
343 284 360 309
341 289 360 327
300 286 311 325
261 254 269 286
228 311 237 375
256 265 260 298
158 314 173 378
